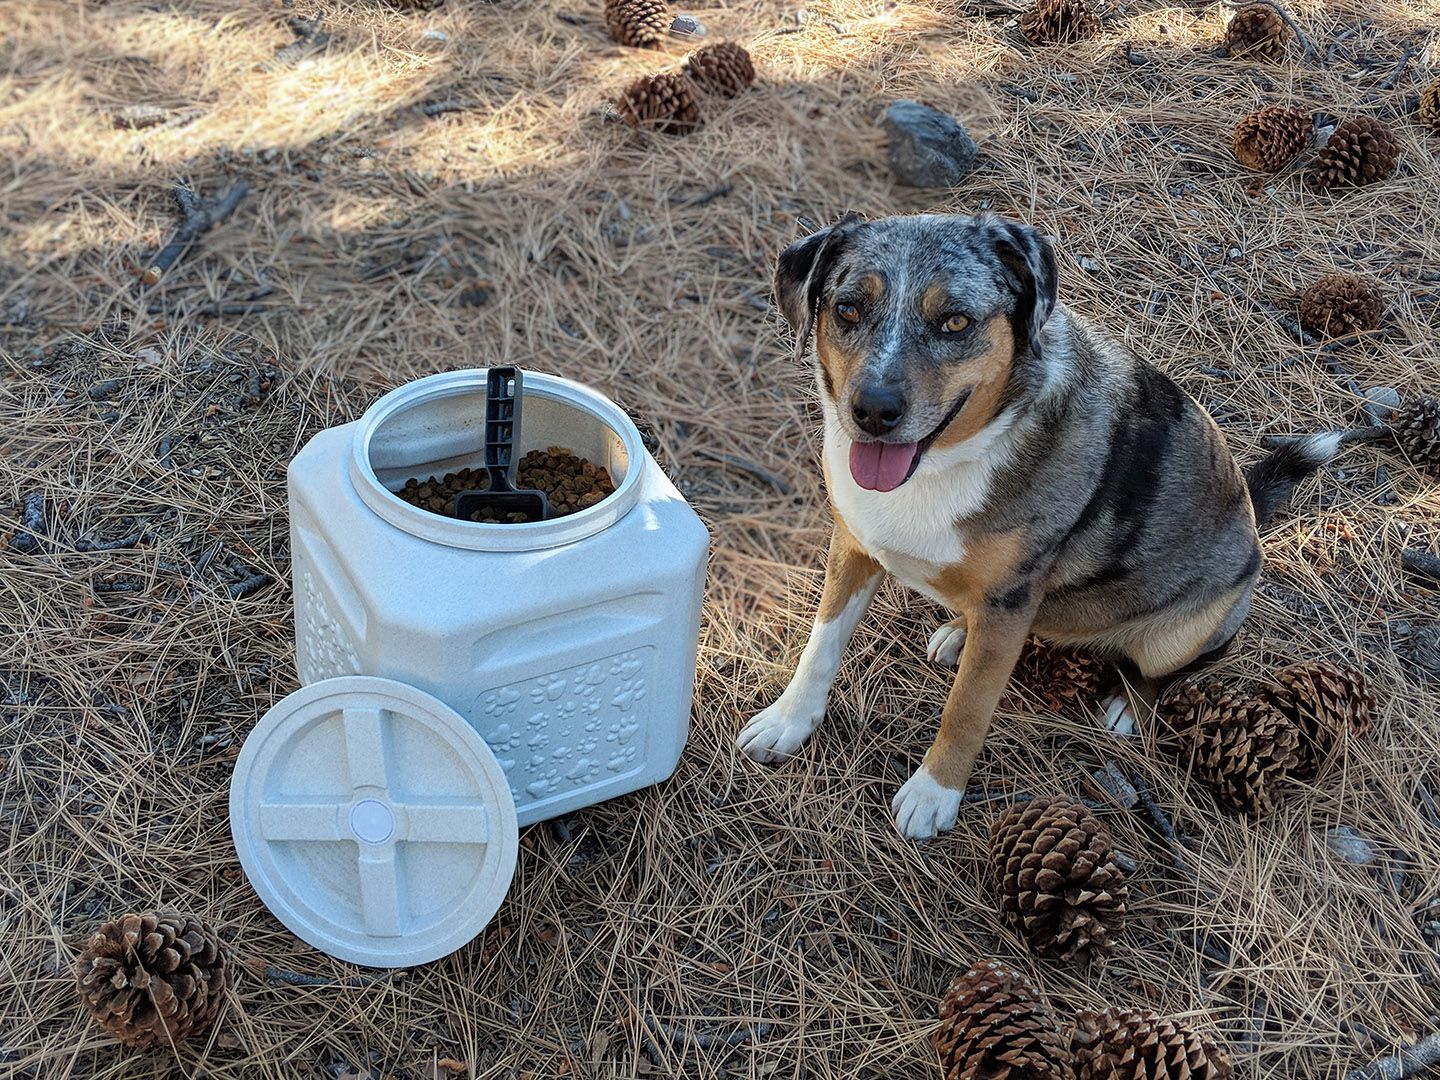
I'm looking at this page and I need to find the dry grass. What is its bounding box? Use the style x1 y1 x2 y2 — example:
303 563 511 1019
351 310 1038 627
2 0 1439 1075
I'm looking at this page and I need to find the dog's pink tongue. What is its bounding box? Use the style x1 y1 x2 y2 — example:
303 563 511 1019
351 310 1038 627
849 440 919 492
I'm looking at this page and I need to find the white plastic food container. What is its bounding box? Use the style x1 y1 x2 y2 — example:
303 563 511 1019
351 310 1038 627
230 369 709 967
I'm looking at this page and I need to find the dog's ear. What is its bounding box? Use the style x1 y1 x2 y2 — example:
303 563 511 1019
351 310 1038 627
774 211 863 360
991 220 1058 358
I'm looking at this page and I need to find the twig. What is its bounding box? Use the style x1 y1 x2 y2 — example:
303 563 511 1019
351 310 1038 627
1001 85 1040 102
1402 549 1440 587
227 573 274 600
147 301 271 317
8 492 46 554
692 449 795 496
1326 20 1372 65
94 580 144 594
1220 0 1319 61
140 184 250 288
157 436 173 470
643 1016 773 1053
74 531 148 553
248 961 389 988
1344 1033 1440 1080
422 100 471 118
1129 772 1217 900
266 14 331 70
1375 44 1418 92
669 183 734 209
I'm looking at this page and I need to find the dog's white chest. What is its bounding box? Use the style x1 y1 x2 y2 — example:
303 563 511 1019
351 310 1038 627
822 411 1005 595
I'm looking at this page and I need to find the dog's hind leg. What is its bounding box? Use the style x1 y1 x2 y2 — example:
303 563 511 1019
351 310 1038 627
737 520 882 763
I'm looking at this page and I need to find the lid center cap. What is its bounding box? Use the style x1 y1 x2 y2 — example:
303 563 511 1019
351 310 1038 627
348 799 395 844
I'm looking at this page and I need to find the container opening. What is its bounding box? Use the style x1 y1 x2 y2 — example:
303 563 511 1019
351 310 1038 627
366 382 630 524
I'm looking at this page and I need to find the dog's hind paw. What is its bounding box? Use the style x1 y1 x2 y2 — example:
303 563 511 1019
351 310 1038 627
891 768 963 841
1103 692 1137 737
926 620 967 667
736 702 820 764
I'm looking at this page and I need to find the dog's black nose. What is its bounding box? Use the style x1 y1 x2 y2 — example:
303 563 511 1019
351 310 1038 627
850 385 907 436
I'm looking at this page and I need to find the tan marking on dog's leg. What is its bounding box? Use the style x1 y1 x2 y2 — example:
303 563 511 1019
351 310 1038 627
738 521 882 764
893 608 1033 839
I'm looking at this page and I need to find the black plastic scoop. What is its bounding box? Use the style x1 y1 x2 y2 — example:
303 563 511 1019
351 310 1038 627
454 367 552 523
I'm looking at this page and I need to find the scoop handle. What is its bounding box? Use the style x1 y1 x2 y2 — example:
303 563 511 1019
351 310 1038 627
485 367 522 493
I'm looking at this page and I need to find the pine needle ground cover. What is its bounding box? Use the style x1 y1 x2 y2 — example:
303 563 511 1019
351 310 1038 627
1 0 1439 1076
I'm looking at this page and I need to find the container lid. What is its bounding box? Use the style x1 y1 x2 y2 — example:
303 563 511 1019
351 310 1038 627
229 676 519 968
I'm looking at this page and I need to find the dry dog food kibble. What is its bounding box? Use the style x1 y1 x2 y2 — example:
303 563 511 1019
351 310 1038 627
393 447 617 522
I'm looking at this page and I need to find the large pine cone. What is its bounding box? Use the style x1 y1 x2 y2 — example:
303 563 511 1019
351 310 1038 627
1019 0 1100 44
615 73 701 135
1232 106 1310 172
1419 81 1440 134
1388 396 1440 475
1009 638 1110 715
1160 678 1299 816
1223 6 1288 61
1305 117 1401 191
1260 660 1375 779
682 42 755 99
1071 1008 1233 1080
604 0 671 49
75 911 229 1048
1297 274 1384 338
990 797 1129 964
934 960 1076 1080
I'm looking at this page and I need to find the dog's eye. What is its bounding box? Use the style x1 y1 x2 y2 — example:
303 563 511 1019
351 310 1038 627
835 302 860 324
941 313 971 334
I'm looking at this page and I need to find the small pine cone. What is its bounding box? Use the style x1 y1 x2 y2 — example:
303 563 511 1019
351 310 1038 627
75 911 229 1048
934 960 1076 1080
1161 678 1299 816
1071 1008 1233 1080
1260 660 1375 779
1223 6 1288 61
615 73 701 135
1010 637 1110 714
681 43 755 99
1232 106 1310 171
604 0 672 49
1418 80 1440 134
1388 396 1440 475
1018 0 1100 44
990 796 1129 964
1305 116 1401 191
1297 274 1384 338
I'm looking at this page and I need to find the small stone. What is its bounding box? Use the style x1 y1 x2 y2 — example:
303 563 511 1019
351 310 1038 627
420 28 448 43
1325 826 1379 865
1363 385 1401 422
881 100 979 188
1078 255 1100 273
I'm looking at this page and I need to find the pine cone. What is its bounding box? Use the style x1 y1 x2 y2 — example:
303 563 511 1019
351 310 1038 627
1223 6 1288 61
934 960 1076 1080
682 42 755 99
1071 1008 1233 1080
1260 660 1375 779
75 911 229 1048
1388 396 1440 474
1232 106 1310 172
615 73 701 135
1018 0 1100 44
1305 117 1401 191
990 796 1129 964
1419 80 1440 135
1297 274 1384 338
1010 638 1110 714
604 0 672 49
1161 678 1299 816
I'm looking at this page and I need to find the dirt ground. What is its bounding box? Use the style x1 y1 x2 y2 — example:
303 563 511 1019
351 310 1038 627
2 0 1440 1076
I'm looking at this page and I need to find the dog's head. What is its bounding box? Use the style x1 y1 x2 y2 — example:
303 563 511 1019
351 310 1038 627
775 212 1058 492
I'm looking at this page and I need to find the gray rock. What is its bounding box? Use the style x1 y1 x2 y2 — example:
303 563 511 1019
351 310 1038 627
882 100 979 188
1364 385 1401 422
1325 825 1379 865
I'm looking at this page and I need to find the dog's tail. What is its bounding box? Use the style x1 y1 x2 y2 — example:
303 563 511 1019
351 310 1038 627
1244 432 1344 527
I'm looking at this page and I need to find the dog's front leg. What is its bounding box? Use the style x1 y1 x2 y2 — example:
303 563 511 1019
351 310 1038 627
892 605 1034 839
737 523 882 763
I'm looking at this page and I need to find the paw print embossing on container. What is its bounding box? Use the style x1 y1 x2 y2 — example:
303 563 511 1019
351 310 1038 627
525 768 563 799
530 675 568 704
297 571 361 683
611 678 647 712
607 745 639 772
479 687 521 720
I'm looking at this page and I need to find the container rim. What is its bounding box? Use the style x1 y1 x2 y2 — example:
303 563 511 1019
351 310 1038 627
349 369 647 552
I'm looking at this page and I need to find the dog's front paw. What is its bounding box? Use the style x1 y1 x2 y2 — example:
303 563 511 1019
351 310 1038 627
926 620 967 667
891 767 963 840
736 701 820 764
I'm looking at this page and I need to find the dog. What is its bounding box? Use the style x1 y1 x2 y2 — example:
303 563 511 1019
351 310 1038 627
736 211 1340 840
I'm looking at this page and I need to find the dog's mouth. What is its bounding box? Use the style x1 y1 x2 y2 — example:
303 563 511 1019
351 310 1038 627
847 389 972 492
